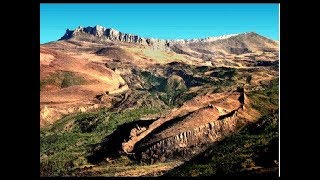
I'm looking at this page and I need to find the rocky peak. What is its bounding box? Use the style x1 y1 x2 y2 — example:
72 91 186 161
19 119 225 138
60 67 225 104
60 25 144 44
93 25 106 36
72 25 106 37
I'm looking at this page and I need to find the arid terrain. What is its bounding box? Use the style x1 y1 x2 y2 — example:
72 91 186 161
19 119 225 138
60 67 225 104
40 25 279 176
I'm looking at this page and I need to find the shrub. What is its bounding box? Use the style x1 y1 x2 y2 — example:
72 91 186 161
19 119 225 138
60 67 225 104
61 71 86 88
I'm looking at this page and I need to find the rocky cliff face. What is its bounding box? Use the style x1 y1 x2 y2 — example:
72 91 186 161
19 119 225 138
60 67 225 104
60 25 169 50
137 109 239 163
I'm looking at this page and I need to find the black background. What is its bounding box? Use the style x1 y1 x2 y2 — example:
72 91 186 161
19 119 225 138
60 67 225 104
5 0 300 179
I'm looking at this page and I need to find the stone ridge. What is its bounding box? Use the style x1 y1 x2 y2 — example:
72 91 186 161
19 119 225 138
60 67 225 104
60 25 246 46
132 89 257 163
121 89 247 154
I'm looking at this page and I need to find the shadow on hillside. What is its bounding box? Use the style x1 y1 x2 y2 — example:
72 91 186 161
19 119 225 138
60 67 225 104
86 120 155 164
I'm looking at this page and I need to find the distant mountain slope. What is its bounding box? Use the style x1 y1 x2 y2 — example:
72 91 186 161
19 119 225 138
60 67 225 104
184 32 278 55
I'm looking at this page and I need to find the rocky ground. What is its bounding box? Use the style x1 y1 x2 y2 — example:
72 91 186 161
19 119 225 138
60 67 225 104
40 26 279 176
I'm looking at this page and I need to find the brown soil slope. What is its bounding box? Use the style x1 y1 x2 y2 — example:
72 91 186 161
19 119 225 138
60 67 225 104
40 43 127 127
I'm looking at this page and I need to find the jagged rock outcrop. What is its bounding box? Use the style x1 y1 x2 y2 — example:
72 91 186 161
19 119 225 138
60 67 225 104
116 88 259 163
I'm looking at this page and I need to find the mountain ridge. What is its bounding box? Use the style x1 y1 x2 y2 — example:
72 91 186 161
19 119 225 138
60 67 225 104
59 25 278 54
59 25 276 44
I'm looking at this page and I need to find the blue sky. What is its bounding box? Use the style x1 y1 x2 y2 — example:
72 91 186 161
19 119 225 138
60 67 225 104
40 4 279 44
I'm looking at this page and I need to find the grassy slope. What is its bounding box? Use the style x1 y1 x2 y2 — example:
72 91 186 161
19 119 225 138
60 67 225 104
40 107 163 176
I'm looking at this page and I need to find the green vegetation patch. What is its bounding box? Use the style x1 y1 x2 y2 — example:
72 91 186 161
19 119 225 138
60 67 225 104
160 75 188 106
140 71 167 91
40 71 86 91
40 132 104 176
247 78 279 115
